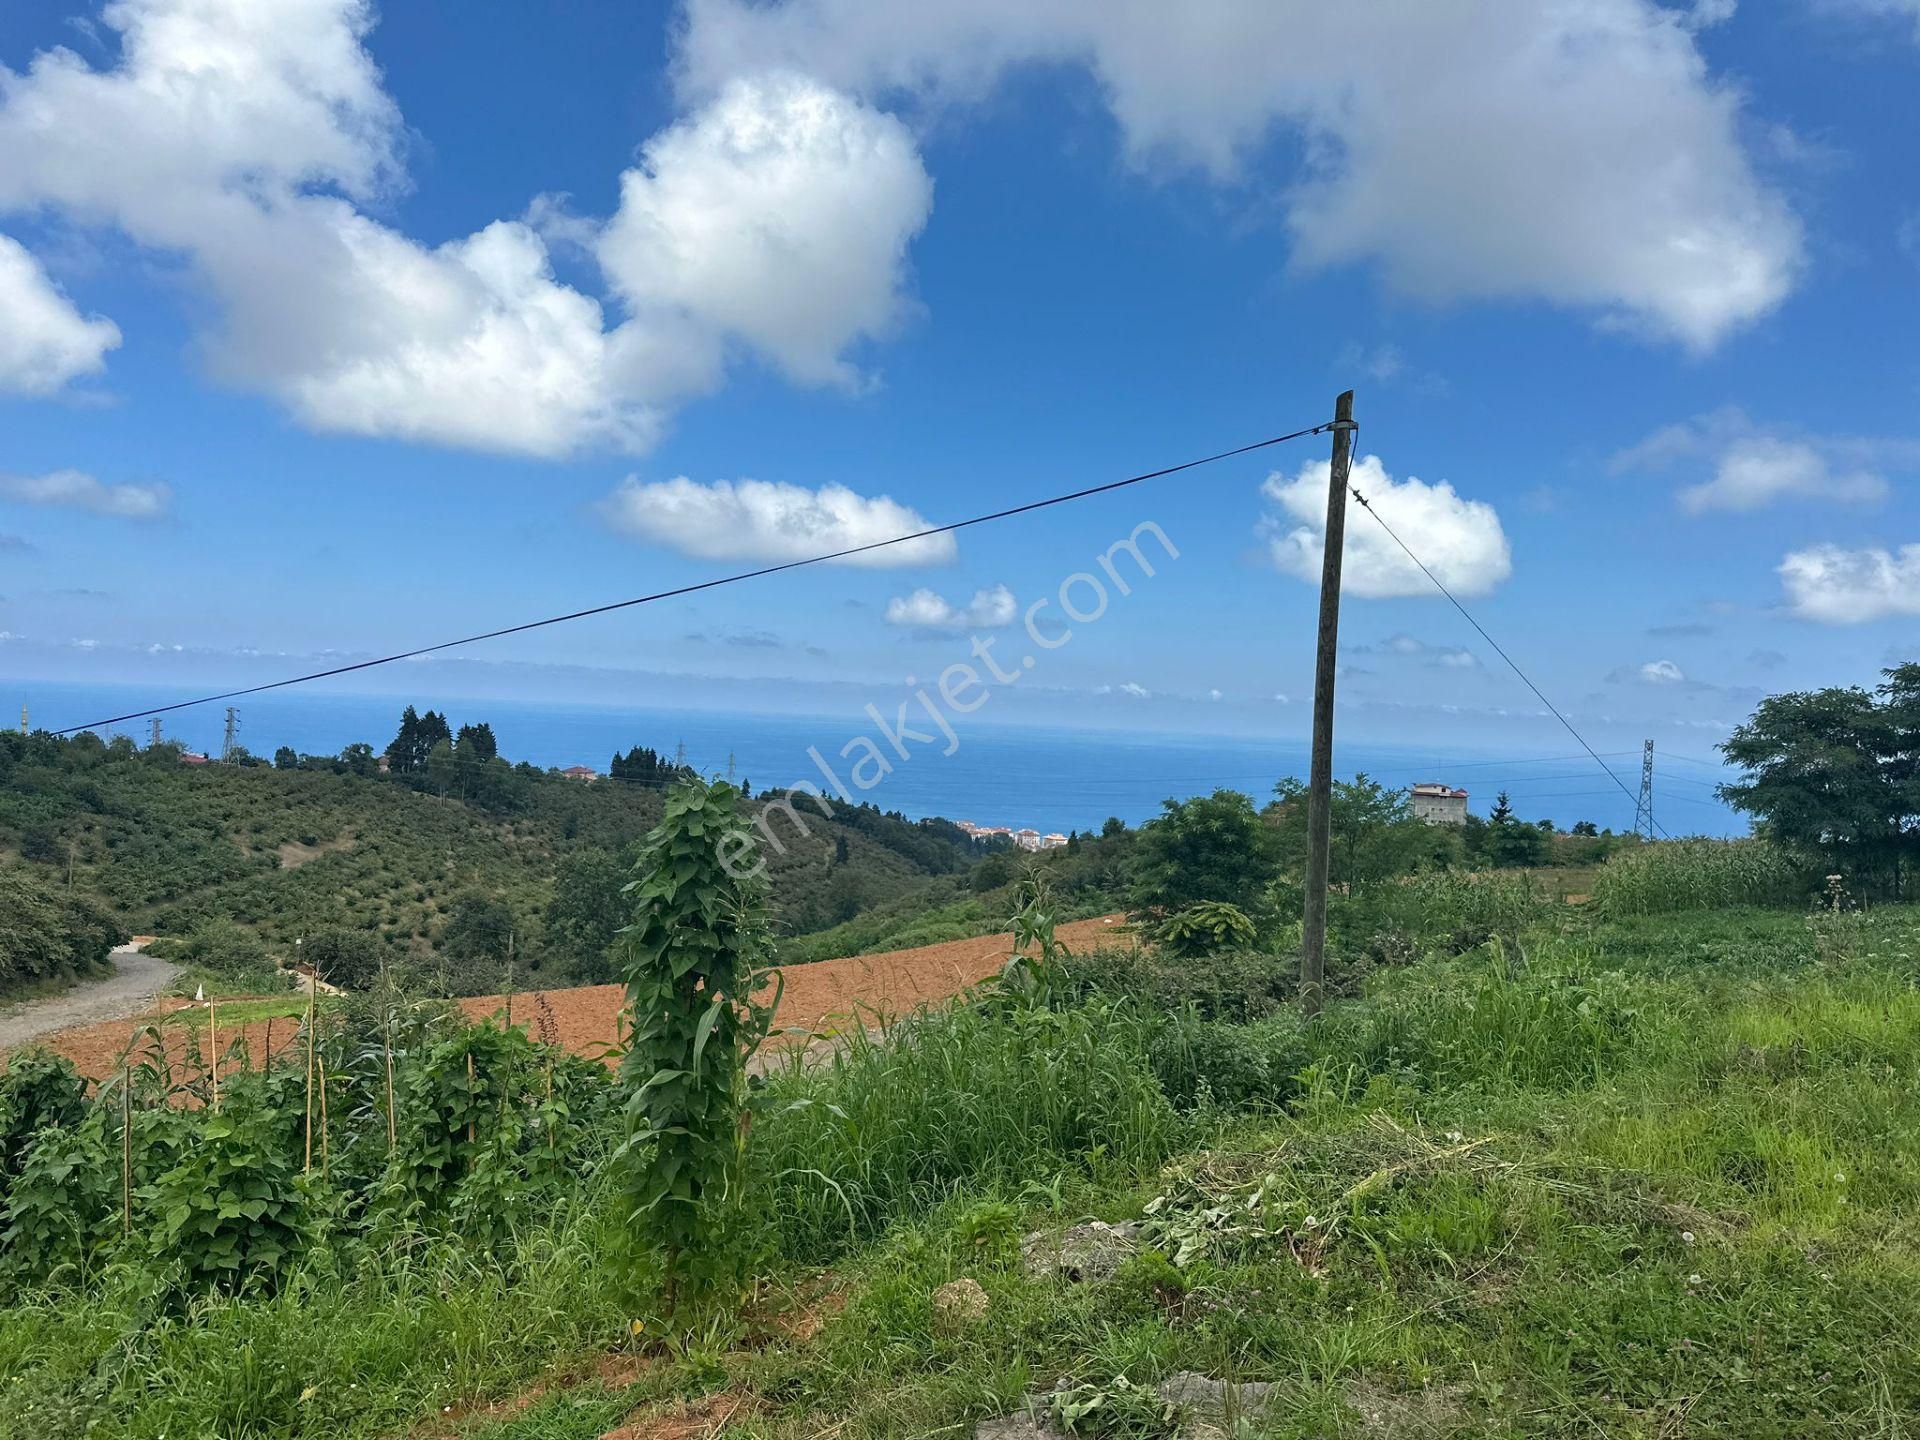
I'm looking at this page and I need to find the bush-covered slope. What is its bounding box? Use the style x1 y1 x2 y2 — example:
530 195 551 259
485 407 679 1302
0 729 983 993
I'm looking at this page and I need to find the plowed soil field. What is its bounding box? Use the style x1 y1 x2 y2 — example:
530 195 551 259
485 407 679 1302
24 915 1135 1082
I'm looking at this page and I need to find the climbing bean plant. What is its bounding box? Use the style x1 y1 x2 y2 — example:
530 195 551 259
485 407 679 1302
614 776 778 1315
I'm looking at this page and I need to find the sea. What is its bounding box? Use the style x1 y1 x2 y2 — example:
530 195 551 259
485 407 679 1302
8 680 1742 838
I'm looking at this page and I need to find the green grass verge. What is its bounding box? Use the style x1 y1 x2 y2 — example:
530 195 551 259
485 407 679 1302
5 904 1917 1437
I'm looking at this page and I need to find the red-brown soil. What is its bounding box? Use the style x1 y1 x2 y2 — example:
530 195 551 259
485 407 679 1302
22 916 1134 1082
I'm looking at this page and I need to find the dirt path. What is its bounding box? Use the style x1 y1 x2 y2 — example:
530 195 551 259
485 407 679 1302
29 916 1135 1081
0 943 180 1058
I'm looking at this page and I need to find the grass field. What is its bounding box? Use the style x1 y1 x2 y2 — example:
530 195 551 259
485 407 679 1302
5 898 1915 1438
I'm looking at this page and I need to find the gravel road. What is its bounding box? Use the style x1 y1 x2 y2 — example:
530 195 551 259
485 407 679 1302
0 944 181 1058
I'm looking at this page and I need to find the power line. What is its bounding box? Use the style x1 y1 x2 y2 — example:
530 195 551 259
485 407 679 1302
53 423 1333 737
1346 484 1672 839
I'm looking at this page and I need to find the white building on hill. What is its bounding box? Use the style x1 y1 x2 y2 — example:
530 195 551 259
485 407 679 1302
1410 782 1468 825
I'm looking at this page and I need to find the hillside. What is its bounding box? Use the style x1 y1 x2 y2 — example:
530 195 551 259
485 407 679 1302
0 724 991 994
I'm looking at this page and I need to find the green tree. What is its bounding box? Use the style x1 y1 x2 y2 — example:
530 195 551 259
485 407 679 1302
442 892 515 964
384 705 423 775
339 742 378 777
1270 773 1439 888
303 926 384 989
1129 789 1279 923
455 722 498 762
1486 791 1547 868
543 847 631 981
970 850 1018 893
273 746 298 770
424 738 458 796
1722 662 1918 898
615 777 776 1312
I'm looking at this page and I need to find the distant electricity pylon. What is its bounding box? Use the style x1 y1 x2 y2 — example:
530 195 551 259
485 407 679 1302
149 717 163 750
222 706 241 763
1634 739 1655 839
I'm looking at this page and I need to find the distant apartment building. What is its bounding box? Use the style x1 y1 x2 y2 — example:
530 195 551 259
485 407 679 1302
958 819 1066 850
560 765 599 782
1410 782 1468 825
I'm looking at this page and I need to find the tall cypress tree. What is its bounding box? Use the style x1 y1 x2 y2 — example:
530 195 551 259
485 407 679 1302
385 706 422 774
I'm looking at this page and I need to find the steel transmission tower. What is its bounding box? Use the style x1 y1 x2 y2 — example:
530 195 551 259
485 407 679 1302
222 706 240 763
149 717 163 750
1634 739 1655 839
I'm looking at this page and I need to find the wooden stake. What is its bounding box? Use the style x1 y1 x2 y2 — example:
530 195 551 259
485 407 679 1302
318 1051 330 1180
1301 390 1356 1020
120 1066 132 1238
208 997 220 1113
466 1052 476 1150
304 955 316 1175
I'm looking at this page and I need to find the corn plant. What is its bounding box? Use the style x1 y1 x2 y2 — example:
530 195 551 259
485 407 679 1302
1593 838 1807 916
614 776 777 1313
995 872 1074 1009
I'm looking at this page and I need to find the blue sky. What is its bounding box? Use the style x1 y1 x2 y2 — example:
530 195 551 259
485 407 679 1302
1 0 1916 766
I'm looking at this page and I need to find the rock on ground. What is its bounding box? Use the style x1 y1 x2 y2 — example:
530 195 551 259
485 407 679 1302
976 1372 1281 1440
1019 1220 1142 1283
932 1277 990 1328
1159 1371 1278 1426
974 1416 1058 1440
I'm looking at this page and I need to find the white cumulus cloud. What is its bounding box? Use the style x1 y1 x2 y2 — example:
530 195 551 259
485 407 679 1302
1614 408 1901 513
1778 544 1920 624
1261 455 1510 599
599 73 931 390
679 0 1802 347
0 0 930 457
1640 659 1686 683
885 584 1015 629
600 476 954 567
0 469 170 519
0 235 121 394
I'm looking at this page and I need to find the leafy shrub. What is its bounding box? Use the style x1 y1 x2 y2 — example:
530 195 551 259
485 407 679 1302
163 916 278 984
1326 870 1552 964
303 927 385 990
1154 900 1257 959
0 1111 121 1288
0 1050 88 1183
143 1104 311 1298
1129 790 1279 930
1063 946 1294 1022
0 864 122 994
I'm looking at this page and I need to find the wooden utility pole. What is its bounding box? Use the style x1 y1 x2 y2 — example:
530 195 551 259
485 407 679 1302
1301 390 1356 1019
